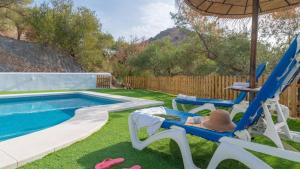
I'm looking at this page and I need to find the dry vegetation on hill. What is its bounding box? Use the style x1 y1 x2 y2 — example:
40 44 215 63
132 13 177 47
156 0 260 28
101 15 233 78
0 36 83 72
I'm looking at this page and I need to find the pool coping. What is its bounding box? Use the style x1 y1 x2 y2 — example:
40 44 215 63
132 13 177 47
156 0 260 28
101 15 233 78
0 91 164 169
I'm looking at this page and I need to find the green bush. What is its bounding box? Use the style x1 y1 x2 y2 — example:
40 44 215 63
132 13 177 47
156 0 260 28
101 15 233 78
27 0 113 71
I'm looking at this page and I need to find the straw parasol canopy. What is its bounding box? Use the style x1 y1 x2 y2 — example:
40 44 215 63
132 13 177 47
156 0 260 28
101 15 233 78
184 0 300 98
184 0 300 18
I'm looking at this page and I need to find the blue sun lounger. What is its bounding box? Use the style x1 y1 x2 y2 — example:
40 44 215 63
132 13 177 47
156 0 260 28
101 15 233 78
172 63 267 113
129 34 300 169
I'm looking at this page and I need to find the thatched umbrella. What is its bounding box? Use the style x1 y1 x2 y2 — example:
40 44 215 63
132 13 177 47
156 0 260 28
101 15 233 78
184 0 300 96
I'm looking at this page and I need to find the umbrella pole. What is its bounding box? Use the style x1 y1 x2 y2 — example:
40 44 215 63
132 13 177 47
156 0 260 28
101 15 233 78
250 0 259 100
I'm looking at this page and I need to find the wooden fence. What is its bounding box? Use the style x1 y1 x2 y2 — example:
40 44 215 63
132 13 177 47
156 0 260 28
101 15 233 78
96 75 111 88
124 75 300 117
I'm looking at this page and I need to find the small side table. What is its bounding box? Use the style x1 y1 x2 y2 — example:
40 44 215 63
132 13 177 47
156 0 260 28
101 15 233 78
228 86 261 102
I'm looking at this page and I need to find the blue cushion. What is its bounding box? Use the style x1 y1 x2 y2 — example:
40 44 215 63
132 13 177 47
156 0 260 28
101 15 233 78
161 108 234 142
174 63 267 107
175 98 235 107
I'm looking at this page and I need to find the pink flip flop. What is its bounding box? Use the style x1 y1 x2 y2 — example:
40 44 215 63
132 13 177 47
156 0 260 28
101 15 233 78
95 158 125 169
123 165 142 169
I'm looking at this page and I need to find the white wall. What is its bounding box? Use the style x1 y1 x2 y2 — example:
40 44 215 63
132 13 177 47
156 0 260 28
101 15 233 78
0 73 111 91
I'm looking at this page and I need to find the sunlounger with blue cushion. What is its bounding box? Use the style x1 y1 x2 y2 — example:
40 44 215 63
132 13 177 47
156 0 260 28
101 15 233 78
129 34 300 169
172 63 266 113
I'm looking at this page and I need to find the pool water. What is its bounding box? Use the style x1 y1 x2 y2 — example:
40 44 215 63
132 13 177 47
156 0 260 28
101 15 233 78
0 93 122 141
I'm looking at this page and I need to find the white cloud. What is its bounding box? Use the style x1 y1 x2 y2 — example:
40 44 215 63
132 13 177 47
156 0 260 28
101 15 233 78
122 1 175 40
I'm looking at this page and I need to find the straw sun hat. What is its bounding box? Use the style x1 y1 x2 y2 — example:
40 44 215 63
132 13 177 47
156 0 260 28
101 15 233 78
186 109 236 132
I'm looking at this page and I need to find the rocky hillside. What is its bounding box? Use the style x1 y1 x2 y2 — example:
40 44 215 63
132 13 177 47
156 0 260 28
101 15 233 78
149 27 192 44
0 36 83 72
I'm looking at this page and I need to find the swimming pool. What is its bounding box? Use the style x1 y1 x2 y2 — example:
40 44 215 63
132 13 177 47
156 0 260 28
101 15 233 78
0 93 122 141
0 91 163 169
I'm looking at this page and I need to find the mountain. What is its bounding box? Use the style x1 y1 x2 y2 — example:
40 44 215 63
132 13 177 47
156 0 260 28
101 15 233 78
0 36 83 72
149 27 192 44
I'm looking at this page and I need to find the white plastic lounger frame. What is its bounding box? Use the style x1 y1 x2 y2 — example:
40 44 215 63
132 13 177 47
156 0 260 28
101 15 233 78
252 95 300 149
230 63 300 149
128 115 198 169
255 53 300 149
230 97 295 149
128 113 300 169
230 101 289 121
172 100 216 114
173 97 295 150
209 137 300 169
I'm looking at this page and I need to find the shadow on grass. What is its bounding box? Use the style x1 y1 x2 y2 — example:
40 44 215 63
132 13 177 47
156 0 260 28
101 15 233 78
77 141 182 169
76 139 251 169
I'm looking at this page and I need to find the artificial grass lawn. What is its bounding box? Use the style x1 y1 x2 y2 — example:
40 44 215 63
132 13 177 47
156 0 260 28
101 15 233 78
2 89 298 169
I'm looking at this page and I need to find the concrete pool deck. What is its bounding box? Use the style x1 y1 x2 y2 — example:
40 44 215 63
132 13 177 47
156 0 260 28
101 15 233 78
0 91 163 169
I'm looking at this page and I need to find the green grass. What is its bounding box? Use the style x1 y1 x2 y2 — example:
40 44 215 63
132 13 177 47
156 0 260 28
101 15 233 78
2 89 299 169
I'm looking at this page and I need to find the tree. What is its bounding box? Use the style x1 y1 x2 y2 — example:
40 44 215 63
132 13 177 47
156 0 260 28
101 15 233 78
0 0 24 8
176 35 217 75
260 9 300 50
110 37 147 78
171 0 274 76
0 0 31 39
27 0 114 71
172 1 224 60
127 39 176 76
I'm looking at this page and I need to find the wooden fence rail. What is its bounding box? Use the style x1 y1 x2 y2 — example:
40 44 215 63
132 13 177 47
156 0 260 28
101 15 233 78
124 75 299 117
96 75 111 88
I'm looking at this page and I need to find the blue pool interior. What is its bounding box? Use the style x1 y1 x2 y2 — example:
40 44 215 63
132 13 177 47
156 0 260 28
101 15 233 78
0 93 123 141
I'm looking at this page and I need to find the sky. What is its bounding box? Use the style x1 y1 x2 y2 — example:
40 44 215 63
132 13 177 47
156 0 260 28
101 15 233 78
33 0 176 40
